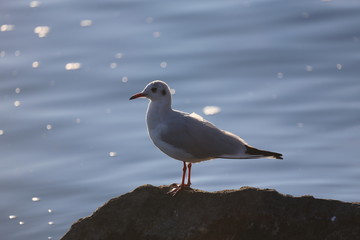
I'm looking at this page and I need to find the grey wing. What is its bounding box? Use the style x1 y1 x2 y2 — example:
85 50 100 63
160 112 246 160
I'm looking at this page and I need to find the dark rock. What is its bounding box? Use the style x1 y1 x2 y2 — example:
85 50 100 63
61 185 360 240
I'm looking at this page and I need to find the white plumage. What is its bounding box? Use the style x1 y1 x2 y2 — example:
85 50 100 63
130 80 282 195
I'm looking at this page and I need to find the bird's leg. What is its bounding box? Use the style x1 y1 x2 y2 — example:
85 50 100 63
186 163 192 186
180 161 187 186
168 162 189 196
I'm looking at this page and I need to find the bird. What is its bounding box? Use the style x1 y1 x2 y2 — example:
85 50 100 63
129 80 283 195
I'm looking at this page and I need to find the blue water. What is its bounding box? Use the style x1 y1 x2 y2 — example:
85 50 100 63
1 0 360 239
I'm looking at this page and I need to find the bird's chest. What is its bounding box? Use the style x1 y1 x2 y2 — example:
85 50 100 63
147 119 165 139
146 106 168 141
146 103 170 130
147 111 167 132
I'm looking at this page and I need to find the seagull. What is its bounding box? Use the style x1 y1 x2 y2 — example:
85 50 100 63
130 80 283 195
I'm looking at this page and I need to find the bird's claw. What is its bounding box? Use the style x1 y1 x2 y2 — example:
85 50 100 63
167 183 191 196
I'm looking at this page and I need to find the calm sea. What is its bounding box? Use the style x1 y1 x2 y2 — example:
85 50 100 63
1 0 360 239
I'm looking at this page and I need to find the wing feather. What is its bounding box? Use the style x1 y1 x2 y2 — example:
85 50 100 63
159 112 246 160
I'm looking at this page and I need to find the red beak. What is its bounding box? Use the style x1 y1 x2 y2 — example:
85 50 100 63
129 92 146 100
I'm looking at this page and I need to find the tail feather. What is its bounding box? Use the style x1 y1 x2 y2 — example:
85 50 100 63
245 145 283 159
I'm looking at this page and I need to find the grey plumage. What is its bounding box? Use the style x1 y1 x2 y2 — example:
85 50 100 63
158 110 282 162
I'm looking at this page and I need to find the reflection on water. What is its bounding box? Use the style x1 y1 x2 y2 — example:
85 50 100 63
29 1 41 8
65 62 81 70
108 151 117 157
31 197 41 202
34 26 50 38
203 106 221 116
80 20 92 28
1 0 360 239
1 24 15 32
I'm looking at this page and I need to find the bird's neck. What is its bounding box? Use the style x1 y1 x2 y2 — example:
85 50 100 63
146 100 172 130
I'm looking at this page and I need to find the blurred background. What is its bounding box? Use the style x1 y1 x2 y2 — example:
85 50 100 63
1 0 360 239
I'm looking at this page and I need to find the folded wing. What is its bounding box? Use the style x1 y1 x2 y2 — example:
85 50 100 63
159 112 248 161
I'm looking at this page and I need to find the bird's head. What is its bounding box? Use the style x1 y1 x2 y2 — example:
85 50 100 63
129 80 172 102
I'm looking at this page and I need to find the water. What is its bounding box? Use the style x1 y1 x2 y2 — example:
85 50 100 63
1 0 360 239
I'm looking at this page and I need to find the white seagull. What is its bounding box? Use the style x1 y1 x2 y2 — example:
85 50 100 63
130 80 283 195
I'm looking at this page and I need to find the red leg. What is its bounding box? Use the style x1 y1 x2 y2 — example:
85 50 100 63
180 161 187 186
186 163 192 186
168 161 190 196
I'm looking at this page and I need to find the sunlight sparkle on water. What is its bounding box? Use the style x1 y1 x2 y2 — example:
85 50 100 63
122 76 128 83
109 152 117 157
203 106 221 115
32 197 40 202
80 20 92 27
14 101 21 107
34 26 50 38
29 1 41 8
65 62 81 70
110 63 117 69
1 24 15 32
9 215 17 220
32 61 40 68
0 130 4 135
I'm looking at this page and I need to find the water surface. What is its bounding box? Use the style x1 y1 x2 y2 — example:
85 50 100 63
1 0 360 239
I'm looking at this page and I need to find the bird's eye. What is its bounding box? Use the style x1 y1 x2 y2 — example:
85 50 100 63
161 89 166 96
151 87 157 93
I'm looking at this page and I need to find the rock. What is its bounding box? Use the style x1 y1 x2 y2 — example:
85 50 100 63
61 185 360 240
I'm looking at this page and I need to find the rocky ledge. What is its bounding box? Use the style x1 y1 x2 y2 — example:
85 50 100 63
61 185 360 240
